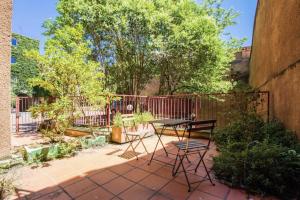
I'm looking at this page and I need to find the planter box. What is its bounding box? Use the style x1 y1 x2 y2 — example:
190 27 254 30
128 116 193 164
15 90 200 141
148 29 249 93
111 127 122 143
80 135 106 148
65 127 91 137
24 144 59 163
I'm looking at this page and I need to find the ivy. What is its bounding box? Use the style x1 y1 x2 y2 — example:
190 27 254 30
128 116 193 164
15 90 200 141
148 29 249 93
11 33 39 96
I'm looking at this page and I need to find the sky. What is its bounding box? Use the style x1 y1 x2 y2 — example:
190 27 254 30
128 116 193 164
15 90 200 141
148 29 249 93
12 0 257 52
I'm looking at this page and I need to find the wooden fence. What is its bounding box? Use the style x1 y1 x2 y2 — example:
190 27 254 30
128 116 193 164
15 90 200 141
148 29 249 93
12 92 269 133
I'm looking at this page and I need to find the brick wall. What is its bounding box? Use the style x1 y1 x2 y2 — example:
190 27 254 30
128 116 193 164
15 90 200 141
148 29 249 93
249 0 300 137
0 0 12 159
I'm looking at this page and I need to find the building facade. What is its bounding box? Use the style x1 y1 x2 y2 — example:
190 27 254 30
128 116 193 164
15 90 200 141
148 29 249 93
249 0 300 137
230 46 251 83
0 0 13 159
11 33 40 96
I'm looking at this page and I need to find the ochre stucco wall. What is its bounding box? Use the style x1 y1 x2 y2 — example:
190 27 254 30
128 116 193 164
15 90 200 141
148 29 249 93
249 0 300 137
0 0 12 159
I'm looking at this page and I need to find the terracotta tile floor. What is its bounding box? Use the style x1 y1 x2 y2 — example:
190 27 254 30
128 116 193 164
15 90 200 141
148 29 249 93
12 136 272 200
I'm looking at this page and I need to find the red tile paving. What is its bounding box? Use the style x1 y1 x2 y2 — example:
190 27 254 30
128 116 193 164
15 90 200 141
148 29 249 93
76 187 114 200
159 181 191 200
150 193 172 200
12 137 276 200
89 170 118 185
139 174 170 191
109 163 134 175
119 184 156 200
123 167 150 182
35 189 71 200
197 181 230 199
102 176 135 195
63 178 98 198
188 190 221 200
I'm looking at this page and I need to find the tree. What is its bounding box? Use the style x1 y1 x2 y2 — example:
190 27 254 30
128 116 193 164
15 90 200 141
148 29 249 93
26 25 108 141
44 0 243 95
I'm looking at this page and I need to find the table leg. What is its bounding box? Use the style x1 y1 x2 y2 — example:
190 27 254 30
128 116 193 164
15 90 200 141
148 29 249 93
148 125 168 165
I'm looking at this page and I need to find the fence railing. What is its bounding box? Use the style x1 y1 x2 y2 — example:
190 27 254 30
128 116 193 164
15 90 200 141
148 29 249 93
12 92 269 133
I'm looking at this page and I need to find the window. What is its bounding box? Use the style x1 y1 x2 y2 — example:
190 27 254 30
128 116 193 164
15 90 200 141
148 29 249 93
11 38 17 46
11 57 16 64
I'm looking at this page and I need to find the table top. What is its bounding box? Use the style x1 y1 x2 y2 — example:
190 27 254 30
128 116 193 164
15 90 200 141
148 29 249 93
148 119 191 126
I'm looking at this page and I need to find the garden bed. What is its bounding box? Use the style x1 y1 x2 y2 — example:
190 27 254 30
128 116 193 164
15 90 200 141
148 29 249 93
22 135 107 164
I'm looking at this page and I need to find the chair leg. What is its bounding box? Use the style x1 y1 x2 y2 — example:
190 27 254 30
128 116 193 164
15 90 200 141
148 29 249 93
179 155 192 192
201 157 214 186
133 138 141 150
195 151 214 186
139 136 149 154
185 154 191 163
195 151 207 173
174 151 192 176
172 152 180 176
123 135 139 160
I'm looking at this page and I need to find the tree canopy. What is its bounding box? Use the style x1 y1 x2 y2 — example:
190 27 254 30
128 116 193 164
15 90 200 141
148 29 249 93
26 25 108 138
26 25 107 103
44 0 243 95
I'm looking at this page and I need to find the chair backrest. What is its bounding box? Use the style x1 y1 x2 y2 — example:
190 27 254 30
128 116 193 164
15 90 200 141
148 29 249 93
121 114 135 132
186 119 216 147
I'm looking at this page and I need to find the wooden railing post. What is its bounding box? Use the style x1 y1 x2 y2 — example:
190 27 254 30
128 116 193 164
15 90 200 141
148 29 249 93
106 96 110 127
16 96 20 134
194 95 200 120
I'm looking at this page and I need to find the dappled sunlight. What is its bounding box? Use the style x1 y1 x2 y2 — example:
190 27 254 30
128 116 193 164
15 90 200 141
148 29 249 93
11 136 255 200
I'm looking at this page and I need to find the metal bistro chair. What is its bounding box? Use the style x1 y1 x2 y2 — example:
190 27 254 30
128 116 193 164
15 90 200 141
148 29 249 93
172 119 217 192
121 115 149 160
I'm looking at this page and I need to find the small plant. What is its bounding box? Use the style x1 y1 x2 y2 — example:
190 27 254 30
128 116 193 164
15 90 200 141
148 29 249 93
0 173 15 200
30 99 71 143
133 112 154 125
31 149 49 165
133 113 143 125
54 141 78 158
141 112 154 123
113 112 123 128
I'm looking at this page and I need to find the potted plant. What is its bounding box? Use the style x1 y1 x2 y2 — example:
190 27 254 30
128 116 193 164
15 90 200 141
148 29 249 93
111 112 123 143
138 112 154 134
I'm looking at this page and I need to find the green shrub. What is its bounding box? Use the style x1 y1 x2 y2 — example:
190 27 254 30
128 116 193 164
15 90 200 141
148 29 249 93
52 141 78 159
213 114 300 199
0 174 14 200
113 112 123 127
141 112 154 123
133 112 154 125
214 114 264 150
261 120 299 149
133 113 143 125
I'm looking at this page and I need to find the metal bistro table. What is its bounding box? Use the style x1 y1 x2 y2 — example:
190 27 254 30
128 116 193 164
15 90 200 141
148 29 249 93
148 119 191 166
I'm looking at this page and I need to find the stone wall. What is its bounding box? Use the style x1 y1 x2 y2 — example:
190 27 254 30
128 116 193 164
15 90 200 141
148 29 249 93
249 0 300 137
0 0 12 159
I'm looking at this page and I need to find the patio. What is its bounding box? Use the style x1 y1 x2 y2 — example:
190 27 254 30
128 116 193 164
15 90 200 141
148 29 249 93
11 136 263 200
